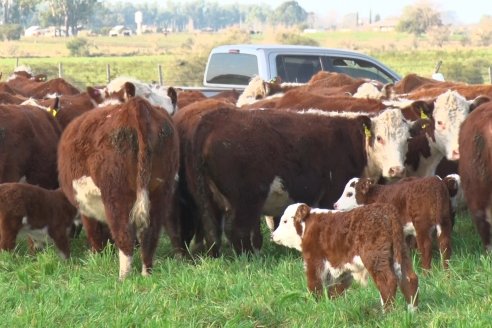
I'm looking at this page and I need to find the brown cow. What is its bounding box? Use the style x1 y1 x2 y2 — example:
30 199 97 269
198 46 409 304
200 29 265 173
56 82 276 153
272 203 419 312
58 94 180 279
0 104 61 189
333 176 453 270
0 183 78 258
177 106 414 255
458 101 492 252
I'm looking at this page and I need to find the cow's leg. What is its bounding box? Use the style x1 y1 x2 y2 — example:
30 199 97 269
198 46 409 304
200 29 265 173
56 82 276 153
159 189 186 257
328 273 353 298
49 228 71 259
370 269 398 312
0 216 21 251
81 215 111 252
397 250 419 311
415 232 433 270
437 224 452 269
305 259 324 298
228 204 263 253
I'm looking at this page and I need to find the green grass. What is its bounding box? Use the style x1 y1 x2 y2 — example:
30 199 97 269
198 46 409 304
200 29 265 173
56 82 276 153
1 211 491 327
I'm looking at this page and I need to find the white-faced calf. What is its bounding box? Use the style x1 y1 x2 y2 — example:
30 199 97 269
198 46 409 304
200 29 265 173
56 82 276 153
272 203 419 312
0 183 78 258
334 176 453 270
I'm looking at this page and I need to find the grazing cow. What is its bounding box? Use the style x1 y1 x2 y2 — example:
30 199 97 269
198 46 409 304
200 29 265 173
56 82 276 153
0 104 61 189
103 77 177 115
179 106 414 255
6 66 80 98
272 203 419 312
0 183 78 259
58 95 180 279
458 101 492 251
334 177 453 270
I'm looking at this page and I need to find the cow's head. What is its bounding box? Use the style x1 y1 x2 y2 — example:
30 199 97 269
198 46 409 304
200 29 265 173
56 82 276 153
271 203 310 251
430 90 489 161
365 108 412 179
333 177 360 210
443 173 464 214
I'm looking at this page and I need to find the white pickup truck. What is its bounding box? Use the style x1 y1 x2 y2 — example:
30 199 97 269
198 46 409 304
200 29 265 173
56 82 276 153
191 44 401 96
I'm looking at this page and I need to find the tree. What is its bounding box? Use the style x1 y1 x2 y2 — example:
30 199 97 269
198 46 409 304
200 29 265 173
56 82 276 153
45 0 99 36
2 0 40 24
427 25 449 47
397 2 442 36
271 1 307 27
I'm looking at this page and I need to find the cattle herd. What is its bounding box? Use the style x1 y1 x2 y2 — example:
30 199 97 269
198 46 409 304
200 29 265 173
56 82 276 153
1 66 492 311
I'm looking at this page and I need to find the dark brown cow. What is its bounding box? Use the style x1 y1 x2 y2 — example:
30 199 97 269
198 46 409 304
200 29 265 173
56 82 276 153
334 176 453 270
393 73 452 94
0 183 77 258
177 106 414 255
272 203 419 312
177 90 207 109
58 95 180 279
0 91 27 104
458 101 492 252
0 104 61 189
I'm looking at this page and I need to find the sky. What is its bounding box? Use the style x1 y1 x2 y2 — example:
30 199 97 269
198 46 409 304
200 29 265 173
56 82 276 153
195 0 490 24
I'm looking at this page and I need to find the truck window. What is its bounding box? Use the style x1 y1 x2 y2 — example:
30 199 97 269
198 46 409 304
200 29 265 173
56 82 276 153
328 57 394 84
276 55 322 83
205 53 259 85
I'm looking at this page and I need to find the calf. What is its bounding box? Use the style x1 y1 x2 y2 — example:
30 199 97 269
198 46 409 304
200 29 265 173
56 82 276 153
334 177 453 270
272 203 418 312
0 183 78 258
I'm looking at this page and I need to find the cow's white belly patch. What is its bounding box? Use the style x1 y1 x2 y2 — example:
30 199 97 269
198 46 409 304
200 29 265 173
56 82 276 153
72 176 107 223
262 176 293 217
322 256 369 286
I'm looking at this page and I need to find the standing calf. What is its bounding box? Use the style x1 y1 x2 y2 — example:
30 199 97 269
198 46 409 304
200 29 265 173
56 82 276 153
272 203 418 312
0 183 78 258
334 176 453 270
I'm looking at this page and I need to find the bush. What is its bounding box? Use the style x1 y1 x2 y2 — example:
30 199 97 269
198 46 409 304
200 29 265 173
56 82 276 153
275 32 319 46
0 24 23 41
441 59 492 84
66 38 90 57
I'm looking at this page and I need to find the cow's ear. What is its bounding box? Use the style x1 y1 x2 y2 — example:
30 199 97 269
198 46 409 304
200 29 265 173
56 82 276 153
294 203 310 224
87 86 104 104
358 115 372 140
406 100 433 121
469 95 490 113
443 176 458 197
123 82 136 100
167 86 178 109
359 178 373 195
381 83 395 100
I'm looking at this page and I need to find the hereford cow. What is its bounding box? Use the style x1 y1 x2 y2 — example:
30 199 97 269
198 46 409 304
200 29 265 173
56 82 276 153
103 77 177 115
58 95 180 279
272 203 419 312
458 101 492 251
333 176 453 270
178 106 415 255
0 104 61 189
0 183 78 258
236 76 303 107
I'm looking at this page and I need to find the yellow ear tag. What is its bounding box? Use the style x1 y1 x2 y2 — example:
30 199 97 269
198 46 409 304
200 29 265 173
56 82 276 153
420 110 429 120
364 124 372 139
48 108 57 117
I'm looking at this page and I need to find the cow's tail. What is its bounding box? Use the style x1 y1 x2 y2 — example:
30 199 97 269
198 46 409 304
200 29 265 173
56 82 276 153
129 98 153 232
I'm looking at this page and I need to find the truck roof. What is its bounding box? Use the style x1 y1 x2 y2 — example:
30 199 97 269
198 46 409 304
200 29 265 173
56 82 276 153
211 44 371 57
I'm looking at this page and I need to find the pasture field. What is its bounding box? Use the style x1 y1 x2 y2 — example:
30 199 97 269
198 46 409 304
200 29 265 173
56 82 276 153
1 211 491 327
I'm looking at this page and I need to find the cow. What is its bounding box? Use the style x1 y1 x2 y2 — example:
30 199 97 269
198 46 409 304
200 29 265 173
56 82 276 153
0 183 78 258
271 203 419 312
178 105 415 255
458 101 492 252
6 66 80 98
333 176 453 270
393 73 452 94
57 94 180 279
236 76 303 107
103 77 177 115
0 104 61 189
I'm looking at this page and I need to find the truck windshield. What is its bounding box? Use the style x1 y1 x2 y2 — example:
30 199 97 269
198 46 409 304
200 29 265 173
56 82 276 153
206 53 259 85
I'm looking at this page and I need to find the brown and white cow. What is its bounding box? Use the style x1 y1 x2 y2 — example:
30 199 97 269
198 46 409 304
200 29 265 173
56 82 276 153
333 176 453 270
0 183 78 258
458 101 492 252
178 106 415 255
272 203 419 312
58 95 180 279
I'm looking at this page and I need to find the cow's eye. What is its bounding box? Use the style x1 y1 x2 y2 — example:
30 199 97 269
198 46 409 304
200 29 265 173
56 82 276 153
283 220 287 223
347 192 353 197
376 135 383 143
437 121 443 126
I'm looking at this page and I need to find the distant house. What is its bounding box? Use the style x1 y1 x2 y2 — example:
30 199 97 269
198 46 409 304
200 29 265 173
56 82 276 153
109 25 132 37
369 17 399 32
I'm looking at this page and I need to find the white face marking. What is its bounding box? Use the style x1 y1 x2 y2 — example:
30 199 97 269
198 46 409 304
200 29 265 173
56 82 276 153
432 90 470 161
334 177 359 210
353 82 384 100
271 204 304 251
119 249 132 280
403 222 417 237
366 108 410 179
236 76 268 107
72 176 106 223
262 176 293 216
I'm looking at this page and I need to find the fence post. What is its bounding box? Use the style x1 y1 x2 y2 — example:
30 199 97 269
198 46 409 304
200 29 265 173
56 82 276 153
58 62 63 78
106 64 111 83
158 64 163 86
15 57 19 68
489 67 492 84
434 60 442 73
